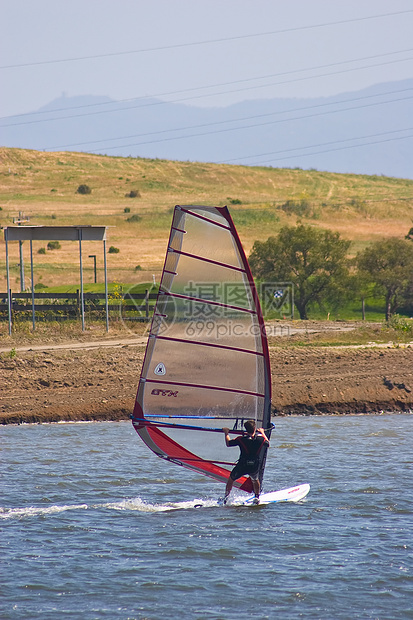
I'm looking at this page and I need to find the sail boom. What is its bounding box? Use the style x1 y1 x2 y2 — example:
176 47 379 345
132 417 249 434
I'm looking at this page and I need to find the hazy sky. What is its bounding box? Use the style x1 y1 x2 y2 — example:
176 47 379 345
1 0 413 118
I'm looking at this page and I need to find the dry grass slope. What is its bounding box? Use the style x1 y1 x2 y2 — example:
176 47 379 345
1 147 412 287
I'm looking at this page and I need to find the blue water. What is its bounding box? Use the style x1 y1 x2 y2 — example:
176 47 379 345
1 414 412 619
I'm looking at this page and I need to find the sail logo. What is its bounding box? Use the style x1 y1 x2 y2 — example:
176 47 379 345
151 389 178 397
154 363 166 376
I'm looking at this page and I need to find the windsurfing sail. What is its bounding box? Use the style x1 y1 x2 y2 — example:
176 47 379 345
132 205 272 493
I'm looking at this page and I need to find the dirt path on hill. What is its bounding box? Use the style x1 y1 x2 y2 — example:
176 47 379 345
1 334 412 424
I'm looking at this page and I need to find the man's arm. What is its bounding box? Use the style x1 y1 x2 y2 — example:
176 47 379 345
257 427 270 444
222 427 231 447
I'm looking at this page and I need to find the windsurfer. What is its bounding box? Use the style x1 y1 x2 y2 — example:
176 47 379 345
222 420 270 505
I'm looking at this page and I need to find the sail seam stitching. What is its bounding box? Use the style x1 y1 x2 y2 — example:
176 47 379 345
145 378 265 398
168 247 246 273
179 207 231 231
155 334 264 356
158 290 256 314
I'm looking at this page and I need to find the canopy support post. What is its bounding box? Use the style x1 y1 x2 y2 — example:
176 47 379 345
5 228 12 336
30 240 35 331
79 229 85 331
103 239 109 332
19 240 25 292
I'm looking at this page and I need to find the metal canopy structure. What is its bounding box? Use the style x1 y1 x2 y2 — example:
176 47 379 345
3 225 109 335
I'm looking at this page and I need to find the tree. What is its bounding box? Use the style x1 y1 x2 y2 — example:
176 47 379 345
356 238 413 321
249 224 351 319
345 271 372 321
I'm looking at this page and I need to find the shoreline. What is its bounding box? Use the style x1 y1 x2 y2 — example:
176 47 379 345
2 338 413 425
3 407 412 426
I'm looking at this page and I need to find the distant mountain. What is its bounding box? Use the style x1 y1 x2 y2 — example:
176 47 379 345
1 79 412 179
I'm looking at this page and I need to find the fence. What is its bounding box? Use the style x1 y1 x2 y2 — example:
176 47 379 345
0 290 158 326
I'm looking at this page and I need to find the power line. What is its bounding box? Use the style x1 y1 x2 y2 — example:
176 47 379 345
2 54 413 129
1 9 412 70
2 46 413 122
221 127 413 165
257 132 413 166
83 93 413 154
228 134 413 168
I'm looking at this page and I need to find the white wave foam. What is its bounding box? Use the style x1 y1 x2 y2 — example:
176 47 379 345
98 497 218 512
0 503 89 519
0 496 224 519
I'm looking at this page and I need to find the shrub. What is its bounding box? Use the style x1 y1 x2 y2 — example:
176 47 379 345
47 241 61 250
126 214 142 223
387 314 413 334
124 207 131 213
229 198 242 205
76 184 91 195
279 199 312 217
108 246 120 254
38 247 46 254
125 190 140 198
135 265 143 271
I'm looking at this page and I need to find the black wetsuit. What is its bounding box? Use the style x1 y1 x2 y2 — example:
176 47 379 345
228 433 269 481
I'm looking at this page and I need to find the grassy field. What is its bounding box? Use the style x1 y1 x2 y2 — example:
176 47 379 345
1 146 412 298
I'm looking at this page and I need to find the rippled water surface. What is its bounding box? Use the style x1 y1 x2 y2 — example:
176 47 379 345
1 414 412 619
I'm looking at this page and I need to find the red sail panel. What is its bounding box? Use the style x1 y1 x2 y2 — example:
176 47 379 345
132 205 272 491
132 419 253 493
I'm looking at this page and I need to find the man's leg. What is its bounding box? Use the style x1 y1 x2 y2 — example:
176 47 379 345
251 478 261 504
224 477 234 501
252 479 260 497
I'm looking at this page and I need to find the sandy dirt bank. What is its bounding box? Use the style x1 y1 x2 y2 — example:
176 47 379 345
1 336 412 424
